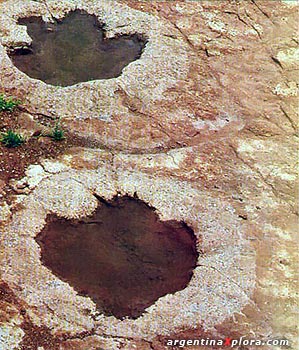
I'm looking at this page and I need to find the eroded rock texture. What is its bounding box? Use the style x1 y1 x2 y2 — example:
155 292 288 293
0 0 298 349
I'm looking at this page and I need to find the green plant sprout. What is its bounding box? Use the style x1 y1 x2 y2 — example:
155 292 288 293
49 120 65 141
0 130 24 148
0 94 21 112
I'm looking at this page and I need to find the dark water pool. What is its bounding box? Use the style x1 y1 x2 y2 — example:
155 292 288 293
36 196 198 319
9 11 146 86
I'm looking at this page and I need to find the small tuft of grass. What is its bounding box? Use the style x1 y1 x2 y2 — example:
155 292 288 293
1 130 25 148
49 121 65 141
0 94 21 112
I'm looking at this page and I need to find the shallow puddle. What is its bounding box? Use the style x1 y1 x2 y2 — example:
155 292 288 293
36 196 198 319
9 11 146 86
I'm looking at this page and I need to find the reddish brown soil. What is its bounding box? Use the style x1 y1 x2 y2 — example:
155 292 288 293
0 107 89 199
0 110 65 180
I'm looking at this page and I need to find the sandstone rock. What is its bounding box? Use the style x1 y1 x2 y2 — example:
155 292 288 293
0 202 11 224
0 160 255 339
0 0 297 349
16 112 46 138
0 301 24 350
0 321 24 350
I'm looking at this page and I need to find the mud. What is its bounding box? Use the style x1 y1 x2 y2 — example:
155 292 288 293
9 10 146 86
36 195 198 319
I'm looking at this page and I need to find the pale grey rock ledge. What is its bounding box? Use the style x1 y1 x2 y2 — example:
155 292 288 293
0 0 189 121
0 153 255 340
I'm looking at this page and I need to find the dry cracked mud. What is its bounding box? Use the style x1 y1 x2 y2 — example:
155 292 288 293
0 1 298 350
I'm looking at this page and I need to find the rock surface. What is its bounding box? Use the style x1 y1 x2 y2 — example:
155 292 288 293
0 0 298 349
